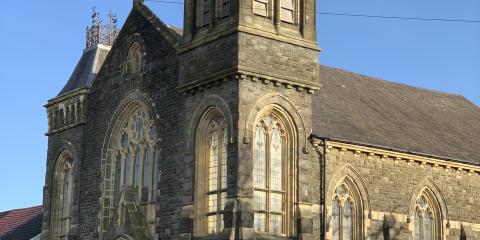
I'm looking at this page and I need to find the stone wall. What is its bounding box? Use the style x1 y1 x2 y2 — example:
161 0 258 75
235 78 320 239
238 32 319 88
323 143 480 240
79 7 181 239
41 125 84 240
179 33 239 86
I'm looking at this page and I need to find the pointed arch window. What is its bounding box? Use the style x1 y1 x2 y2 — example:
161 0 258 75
194 111 228 236
51 152 74 240
332 183 361 240
112 108 159 204
206 118 228 234
126 42 142 74
60 167 72 238
414 194 438 240
253 114 290 235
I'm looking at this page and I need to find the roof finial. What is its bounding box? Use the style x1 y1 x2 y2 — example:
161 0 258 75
133 0 144 6
86 7 119 49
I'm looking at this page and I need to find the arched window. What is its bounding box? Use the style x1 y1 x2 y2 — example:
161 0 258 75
127 42 142 74
253 113 291 235
194 110 228 236
414 191 441 240
206 119 227 234
51 152 74 240
331 180 364 240
112 107 158 206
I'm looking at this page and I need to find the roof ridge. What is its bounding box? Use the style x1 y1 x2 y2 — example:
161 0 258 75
0 205 42 214
134 3 182 46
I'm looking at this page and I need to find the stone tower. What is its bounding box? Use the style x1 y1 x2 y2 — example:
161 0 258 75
178 0 321 238
41 10 115 239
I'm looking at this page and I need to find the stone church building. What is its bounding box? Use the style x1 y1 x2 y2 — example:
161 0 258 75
40 0 480 239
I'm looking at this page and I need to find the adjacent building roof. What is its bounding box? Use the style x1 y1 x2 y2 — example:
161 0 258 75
0 206 43 240
58 44 111 96
312 65 480 164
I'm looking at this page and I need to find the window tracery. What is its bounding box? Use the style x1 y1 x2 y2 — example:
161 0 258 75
331 182 361 240
414 194 436 240
253 114 289 235
194 110 229 236
112 107 159 206
206 118 227 234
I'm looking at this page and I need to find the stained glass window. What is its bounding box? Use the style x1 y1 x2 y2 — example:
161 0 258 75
332 200 340 240
253 114 286 235
133 151 141 187
424 212 432 240
414 193 437 240
254 126 266 188
206 119 228 234
332 183 358 240
414 211 420 240
343 202 353 240
114 154 122 204
113 108 158 205
142 146 151 199
153 145 160 200
124 152 131 185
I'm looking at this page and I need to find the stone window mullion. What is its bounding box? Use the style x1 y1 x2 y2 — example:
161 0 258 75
265 129 271 233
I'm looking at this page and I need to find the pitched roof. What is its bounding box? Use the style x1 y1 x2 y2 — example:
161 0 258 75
58 44 111 96
312 65 480 164
0 206 43 240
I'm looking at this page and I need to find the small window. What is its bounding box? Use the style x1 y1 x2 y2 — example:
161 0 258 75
127 42 142 74
280 0 294 23
202 0 212 26
253 0 268 17
221 0 231 18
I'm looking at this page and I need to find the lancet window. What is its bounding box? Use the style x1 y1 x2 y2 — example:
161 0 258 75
253 114 289 235
332 184 356 240
127 42 142 74
330 177 364 240
205 119 228 234
52 152 74 240
414 193 438 240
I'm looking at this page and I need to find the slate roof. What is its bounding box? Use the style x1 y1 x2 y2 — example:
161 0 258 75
58 44 110 96
312 65 480 164
0 206 43 240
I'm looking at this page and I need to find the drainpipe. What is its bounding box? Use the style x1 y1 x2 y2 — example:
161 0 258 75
311 136 328 240
322 138 327 240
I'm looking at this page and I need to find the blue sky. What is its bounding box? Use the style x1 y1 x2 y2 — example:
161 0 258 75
0 0 478 212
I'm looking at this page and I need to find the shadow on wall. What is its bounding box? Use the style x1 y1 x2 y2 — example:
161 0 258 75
372 214 403 240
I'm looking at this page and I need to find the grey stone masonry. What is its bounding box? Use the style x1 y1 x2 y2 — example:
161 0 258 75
41 0 480 239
